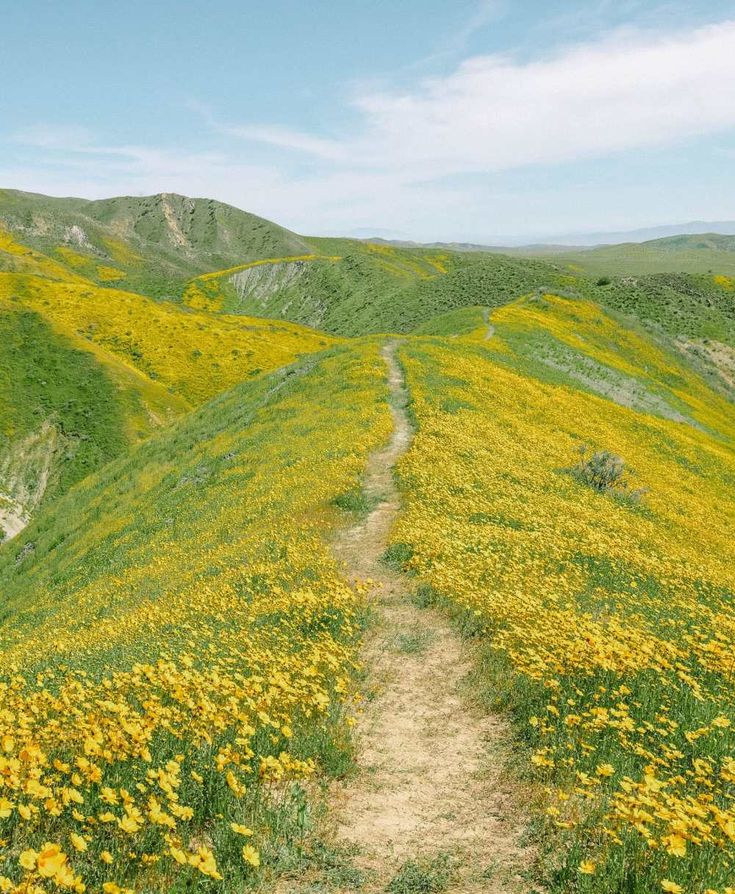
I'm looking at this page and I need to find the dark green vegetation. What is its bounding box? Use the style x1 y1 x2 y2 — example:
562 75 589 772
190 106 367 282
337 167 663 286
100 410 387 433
597 273 735 340
0 305 134 514
386 854 453 894
222 242 583 336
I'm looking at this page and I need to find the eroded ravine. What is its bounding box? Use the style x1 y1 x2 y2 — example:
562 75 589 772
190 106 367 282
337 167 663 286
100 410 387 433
327 341 534 893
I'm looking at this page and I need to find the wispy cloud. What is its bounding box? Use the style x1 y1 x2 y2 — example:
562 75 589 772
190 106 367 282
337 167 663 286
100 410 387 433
219 124 347 162
13 124 96 150
401 0 508 71
238 17 735 177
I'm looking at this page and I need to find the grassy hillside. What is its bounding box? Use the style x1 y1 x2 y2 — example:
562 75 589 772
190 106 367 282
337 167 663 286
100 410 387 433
4 188 735 357
180 240 452 330
0 274 335 405
0 296 190 539
189 241 593 337
550 233 735 276
0 190 313 299
0 341 390 893
0 261 335 536
389 299 735 893
596 272 735 340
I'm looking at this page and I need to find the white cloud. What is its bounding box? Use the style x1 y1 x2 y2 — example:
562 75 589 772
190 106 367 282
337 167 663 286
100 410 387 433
248 18 735 178
13 124 96 150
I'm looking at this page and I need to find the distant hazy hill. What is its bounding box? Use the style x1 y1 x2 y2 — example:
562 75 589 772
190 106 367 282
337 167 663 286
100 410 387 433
550 220 735 246
365 222 735 252
547 232 735 276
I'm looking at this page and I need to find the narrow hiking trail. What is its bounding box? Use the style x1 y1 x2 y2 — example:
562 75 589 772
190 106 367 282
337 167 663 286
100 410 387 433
483 306 496 340
328 341 533 893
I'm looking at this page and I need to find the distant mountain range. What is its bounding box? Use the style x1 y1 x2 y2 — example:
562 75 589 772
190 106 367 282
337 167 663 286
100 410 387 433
550 220 735 247
363 220 735 252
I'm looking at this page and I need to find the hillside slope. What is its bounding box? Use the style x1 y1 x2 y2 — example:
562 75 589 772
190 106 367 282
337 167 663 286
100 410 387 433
0 341 391 892
1 290 735 892
5 189 735 357
0 190 312 299
186 240 597 337
0 274 335 406
3 188 735 892
0 297 187 540
550 233 735 276
389 298 735 893
0 267 334 538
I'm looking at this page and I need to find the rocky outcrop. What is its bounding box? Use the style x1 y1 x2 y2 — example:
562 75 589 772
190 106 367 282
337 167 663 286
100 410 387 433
0 421 60 541
230 260 308 307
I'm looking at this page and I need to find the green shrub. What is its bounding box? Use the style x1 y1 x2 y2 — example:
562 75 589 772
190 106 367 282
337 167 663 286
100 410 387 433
573 446 627 491
570 445 647 503
331 487 373 514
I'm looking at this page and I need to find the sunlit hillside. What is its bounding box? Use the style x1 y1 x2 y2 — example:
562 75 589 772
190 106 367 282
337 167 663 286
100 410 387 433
0 274 335 405
0 190 313 299
391 298 735 891
2 190 735 894
547 234 735 277
0 211 337 538
0 342 390 891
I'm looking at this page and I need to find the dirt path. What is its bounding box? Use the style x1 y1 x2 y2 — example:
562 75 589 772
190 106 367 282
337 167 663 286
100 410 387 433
326 341 533 893
482 306 496 340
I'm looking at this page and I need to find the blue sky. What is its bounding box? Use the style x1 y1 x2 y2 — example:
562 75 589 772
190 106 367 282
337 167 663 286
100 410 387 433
3 0 735 242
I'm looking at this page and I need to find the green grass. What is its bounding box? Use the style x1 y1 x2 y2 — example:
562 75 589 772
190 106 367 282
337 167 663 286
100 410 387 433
382 541 415 571
0 304 130 506
238 248 590 337
331 486 375 515
550 233 735 277
0 188 313 300
385 854 453 894
411 305 488 337
394 628 433 655
597 272 735 343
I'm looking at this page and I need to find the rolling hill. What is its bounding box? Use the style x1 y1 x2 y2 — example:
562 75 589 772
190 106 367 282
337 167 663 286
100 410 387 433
0 196 338 539
1 189 735 894
546 232 735 276
0 189 313 299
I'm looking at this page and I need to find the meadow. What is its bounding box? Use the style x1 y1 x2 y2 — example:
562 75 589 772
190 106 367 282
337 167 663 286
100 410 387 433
0 342 390 894
3 189 735 892
389 298 735 893
0 274 334 407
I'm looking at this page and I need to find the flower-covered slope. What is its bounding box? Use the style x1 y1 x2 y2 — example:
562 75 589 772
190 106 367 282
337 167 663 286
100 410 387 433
0 341 390 893
390 298 735 893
